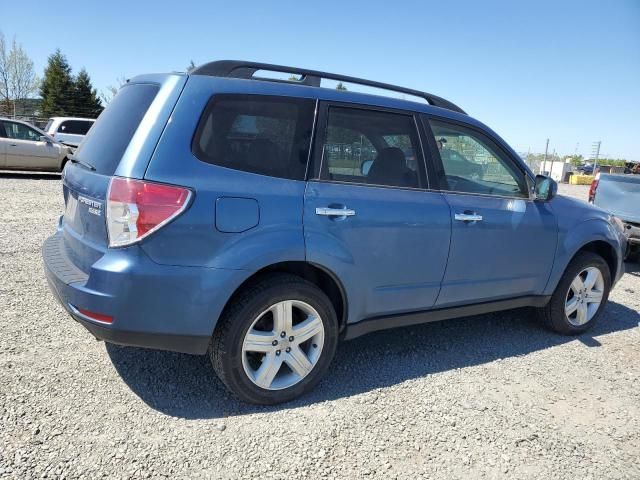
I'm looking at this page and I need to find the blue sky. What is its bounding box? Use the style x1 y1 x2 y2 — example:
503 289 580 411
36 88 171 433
2 0 639 159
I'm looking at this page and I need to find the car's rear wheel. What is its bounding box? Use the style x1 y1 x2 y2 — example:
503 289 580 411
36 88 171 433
538 251 611 334
210 273 338 404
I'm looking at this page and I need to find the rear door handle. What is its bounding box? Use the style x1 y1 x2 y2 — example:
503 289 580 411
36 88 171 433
316 207 356 217
454 213 483 222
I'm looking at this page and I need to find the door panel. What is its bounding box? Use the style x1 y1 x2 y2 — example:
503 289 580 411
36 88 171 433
425 116 558 306
0 138 7 168
436 193 556 307
304 181 451 322
2 121 60 170
6 139 60 170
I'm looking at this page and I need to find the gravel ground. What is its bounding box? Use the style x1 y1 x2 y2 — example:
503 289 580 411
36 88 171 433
1 173 639 479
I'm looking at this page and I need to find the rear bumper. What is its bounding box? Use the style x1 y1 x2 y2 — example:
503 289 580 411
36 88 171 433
69 309 210 353
42 229 245 355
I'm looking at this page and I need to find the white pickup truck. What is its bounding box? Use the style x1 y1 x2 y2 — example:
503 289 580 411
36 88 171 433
590 173 640 261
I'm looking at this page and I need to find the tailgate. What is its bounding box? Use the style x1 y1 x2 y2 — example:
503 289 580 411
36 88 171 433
594 174 640 223
59 75 186 273
61 166 111 272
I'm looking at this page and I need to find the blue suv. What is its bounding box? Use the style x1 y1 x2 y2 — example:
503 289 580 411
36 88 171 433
43 61 626 404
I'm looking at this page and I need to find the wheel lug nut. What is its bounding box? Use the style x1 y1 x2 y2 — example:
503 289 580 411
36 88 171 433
289 336 294 341
280 332 286 338
272 340 278 346
312 344 317 348
275 350 281 356
286 347 291 353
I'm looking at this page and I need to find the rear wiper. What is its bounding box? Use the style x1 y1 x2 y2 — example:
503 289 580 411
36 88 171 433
68 155 96 171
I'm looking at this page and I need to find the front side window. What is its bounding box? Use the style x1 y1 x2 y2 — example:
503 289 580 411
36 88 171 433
429 119 528 198
193 95 316 180
2 121 41 142
321 107 423 189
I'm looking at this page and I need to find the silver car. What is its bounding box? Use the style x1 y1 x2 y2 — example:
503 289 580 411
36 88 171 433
0 118 70 172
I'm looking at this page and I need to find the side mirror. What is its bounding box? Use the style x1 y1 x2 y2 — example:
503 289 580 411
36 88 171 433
361 159 373 176
40 135 52 144
534 174 557 202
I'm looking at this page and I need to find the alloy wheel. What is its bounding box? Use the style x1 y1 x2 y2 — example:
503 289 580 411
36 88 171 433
241 300 324 390
565 266 604 326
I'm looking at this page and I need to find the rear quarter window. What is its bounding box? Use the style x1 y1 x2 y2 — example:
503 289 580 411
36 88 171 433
74 83 159 175
59 120 94 135
192 95 316 180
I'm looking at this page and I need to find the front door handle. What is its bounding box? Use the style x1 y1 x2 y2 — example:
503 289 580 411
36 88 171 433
316 207 356 217
454 213 483 222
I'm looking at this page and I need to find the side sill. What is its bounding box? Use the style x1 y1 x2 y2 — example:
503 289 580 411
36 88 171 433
343 295 551 341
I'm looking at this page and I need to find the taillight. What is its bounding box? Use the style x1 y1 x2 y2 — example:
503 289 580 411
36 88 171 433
107 177 191 248
588 173 600 203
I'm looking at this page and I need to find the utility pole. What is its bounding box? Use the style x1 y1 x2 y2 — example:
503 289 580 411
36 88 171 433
591 141 601 172
543 138 549 175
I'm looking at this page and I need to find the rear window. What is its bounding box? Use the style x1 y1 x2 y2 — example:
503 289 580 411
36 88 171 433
58 120 94 135
192 95 316 180
74 83 159 175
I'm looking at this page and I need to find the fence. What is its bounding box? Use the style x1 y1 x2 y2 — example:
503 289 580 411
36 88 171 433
0 110 50 129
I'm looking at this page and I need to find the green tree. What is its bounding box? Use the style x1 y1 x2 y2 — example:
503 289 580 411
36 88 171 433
73 68 103 117
40 49 74 117
565 154 584 166
336 82 347 91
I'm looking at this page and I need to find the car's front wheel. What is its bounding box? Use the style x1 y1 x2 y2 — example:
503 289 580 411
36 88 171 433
210 273 338 404
538 251 611 334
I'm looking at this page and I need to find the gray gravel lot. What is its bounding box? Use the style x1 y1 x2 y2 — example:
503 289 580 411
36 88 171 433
1 173 639 479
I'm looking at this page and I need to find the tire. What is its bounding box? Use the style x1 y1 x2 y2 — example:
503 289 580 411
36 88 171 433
625 246 639 264
210 273 339 405
60 158 68 172
537 251 611 334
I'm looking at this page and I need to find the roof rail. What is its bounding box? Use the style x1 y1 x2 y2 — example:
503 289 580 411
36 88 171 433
191 60 466 115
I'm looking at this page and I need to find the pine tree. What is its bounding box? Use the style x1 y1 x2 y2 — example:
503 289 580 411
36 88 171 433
73 68 103 117
39 49 74 117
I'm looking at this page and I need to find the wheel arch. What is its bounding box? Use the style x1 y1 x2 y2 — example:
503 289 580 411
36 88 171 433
575 240 618 281
218 261 348 333
544 218 622 296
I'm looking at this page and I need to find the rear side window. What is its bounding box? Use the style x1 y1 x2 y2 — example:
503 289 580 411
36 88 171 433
74 83 159 175
320 107 424 189
193 95 316 180
58 120 93 135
